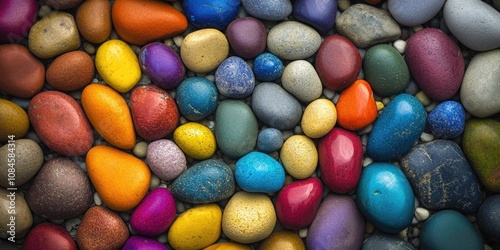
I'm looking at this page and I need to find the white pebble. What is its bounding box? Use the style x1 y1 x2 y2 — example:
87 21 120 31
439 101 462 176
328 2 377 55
399 228 408 241
179 116 188 124
415 207 430 221
363 157 373 167
393 39 406 54
412 25 424 32
204 74 215 82
323 88 335 100
299 228 308 238
420 132 434 142
94 192 102 206
173 35 183 48
164 38 174 47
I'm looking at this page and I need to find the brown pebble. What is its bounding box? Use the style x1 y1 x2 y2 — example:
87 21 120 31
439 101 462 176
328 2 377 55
46 51 95 91
76 0 112 44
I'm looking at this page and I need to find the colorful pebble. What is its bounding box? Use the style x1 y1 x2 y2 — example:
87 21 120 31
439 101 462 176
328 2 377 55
173 122 217 160
234 151 285 193
46 51 94 91
139 42 185 90
75 0 111 44
0 139 42 187
23 222 77 250
0 99 29 141
301 98 337 138
226 17 267 59
175 77 219 121
122 235 169 250
257 128 284 153
146 139 187 181
427 100 465 139
280 135 318 179
477 195 500 242
241 0 292 21
293 0 337 35
0 0 37 43
181 28 229 73
267 21 322 60
183 0 240 30
215 56 255 99
281 60 323 103
130 187 176 237
252 53 284 81
0 189 33 239
259 230 306 250
336 79 378 131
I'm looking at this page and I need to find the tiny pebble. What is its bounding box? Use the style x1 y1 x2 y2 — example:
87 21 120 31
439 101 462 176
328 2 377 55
415 91 432 106
363 157 373 167
323 88 335 99
157 234 168 244
399 228 408 241
425 102 437 112
412 227 420 237
415 207 430 221
365 221 375 234
484 244 493 250
93 192 102 206
357 124 373 136
411 238 420 248
133 141 148 158
149 174 160 190
404 80 420 95
382 97 391 106
412 25 424 32
376 101 385 111
420 132 434 142
393 39 406 54
82 42 96 54
299 228 308 238
467 215 477 223
173 35 183 47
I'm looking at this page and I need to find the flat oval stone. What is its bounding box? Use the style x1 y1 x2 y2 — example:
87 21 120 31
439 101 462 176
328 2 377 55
0 98 29 141
0 0 37 43
293 0 337 35
363 44 410 96
336 79 378 130
183 0 239 30
307 195 364 250
257 128 283 152
477 195 500 242
122 236 168 250
176 77 218 121
29 91 94 156
130 187 176 237
28 11 80 59
400 140 482 213
253 52 284 81
226 17 267 59
215 56 255 98
315 34 361 91
234 151 285 193
301 98 337 139
362 233 415 250
0 189 32 239
427 100 465 139
275 177 323 230
23 222 77 250
318 127 363 194
260 230 306 250
181 28 229 73
281 60 322 103
267 21 322 60
146 139 186 181
173 122 217 160
171 159 235 203
280 135 318 179
76 0 111 43
460 49 500 118
405 28 464 101
0 139 42 187
251 82 302 130
215 100 258 159
367 93 426 161
46 50 94 91
462 119 500 192
242 0 292 21
0 44 44 98
388 0 445 26
27 157 93 220
139 42 185 90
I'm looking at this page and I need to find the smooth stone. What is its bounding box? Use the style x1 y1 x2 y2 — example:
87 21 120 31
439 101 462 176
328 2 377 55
215 100 258 159
307 195 364 250
253 52 284 81
130 85 179 141
388 0 445 26
76 0 112 44
367 93 426 162
318 127 363 194
215 56 255 98
234 151 285 193
281 60 322 103
363 44 410 96
146 139 186 181
183 0 240 30
427 100 465 139
86 145 151 211
301 98 337 138
222 191 276 244
336 79 378 130
280 135 318 179
27 157 93 220
0 0 37 43
226 17 267 59
400 140 482 213
76 206 129 250
139 42 185 90
171 159 235 203
267 21 322 60
462 119 500 192
477 195 500 242
242 0 292 21
0 44 44 98
173 122 217 160
315 34 361 91
23 222 77 250
28 11 80 59
46 51 94 91
460 49 500 118
28 91 94 156
259 230 306 250
257 128 283 152
130 187 176 237
0 139 42 187
275 177 323 230
252 82 302 130
335 4 401 48
168 204 222 249
420 210 483 250
293 0 336 35
444 0 500 51
0 99 30 141
362 233 415 250
181 28 229 73
176 77 218 121
42 0 82 9
111 0 187 45
122 236 169 250
0 189 32 240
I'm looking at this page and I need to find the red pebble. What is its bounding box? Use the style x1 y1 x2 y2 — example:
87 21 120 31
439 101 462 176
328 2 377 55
23 222 77 250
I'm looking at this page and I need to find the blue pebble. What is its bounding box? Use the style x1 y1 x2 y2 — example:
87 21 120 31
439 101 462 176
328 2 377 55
477 195 500 242
176 77 218 121
427 100 465 138
234 151 285 193
215 56 255 99
253 53 284 81
241 0 292 21
293 0 337 35
257 128 283 152
183 0 240 30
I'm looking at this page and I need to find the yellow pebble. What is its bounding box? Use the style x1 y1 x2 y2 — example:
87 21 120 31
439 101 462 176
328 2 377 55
415 90 432 106
180 28 229 73
376 101 385 111
301 99 336 138
203 242 251 250
173 122 216 160
280 135 318 179
168 203 222 250
259 230 306 250
0 99 29 141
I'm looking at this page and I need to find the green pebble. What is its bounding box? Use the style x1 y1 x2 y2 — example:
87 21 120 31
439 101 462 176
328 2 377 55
415 91 432 106
133 141 148 158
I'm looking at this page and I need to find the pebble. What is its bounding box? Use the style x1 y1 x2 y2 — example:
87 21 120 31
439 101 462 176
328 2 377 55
139 42 185 90
280 135 318 179
26 157 93 220
405 28 464 101
462 118 500 192
171 159 235 203
180 28 229 73
130 85 179 140
173 122 217 160
222 191 276 243
146 139 186 181
387 0 445 26
0 0 37 43
335 4 401 48
427 100 465 139
0 189 32 240
477 195 500 242
42 0 83 9
167 203 222 249
111 0 187 45
23 222 77 250
75 0 111 43
336 79 378 130
267 21 322 60
357 162 415 234
81 83 136 150
362 233 415 250
215 56 255 98
215 100 258 158
367 93 427 161
259 230 306 250
130 187 176 237
400 140 482 213
252 82 303 130
443 0 500 51
0 44 45 98
301 98 337 138
275 177 323 230
0 139 42 187
28 11 80 59
234 151 285 193
292 0 337 35
307 195 364 249
205 242 250 250
122 235 168 250
281 60 323 103
176 77 218 121
420 210 483 250
46 51 94 91
28 91 94 156
241 0 292 21
183 0 239 30
252 52 284 81
76 206 129 250
226 17 267 59
460 49 500 118
257 128 283 152
414 207 430 222
95 39 141 93
86 145 151 211
0 99 30 141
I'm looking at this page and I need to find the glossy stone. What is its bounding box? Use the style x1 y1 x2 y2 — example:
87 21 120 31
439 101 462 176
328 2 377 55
388 0 445 26
176 77 218 121
146 139 186 181
281 60 323 103
0 189 32 240
234 151 285 193
241 0 292 21
181 28 229 73
0 139 42 187
0 99 29 141
139 42 185 90
362 233 415 250
46 51 94 91
253 52 284 81
76 0 112 44
427 100 465 139
130 187 176 237
23 223 77 250
257 128 283 152
259 230 306 250
301 98 337 139
280 135 318 179
336 79 378 130
267 21 322 60
226 17 267 59
122 236 169 250
0 0 37 43
183 0 239 30
293 0 337 35
477 195 500 242
215 56 255 98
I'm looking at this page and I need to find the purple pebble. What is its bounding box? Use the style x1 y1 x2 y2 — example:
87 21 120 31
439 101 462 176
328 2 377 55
139 42 185 90
122 235 169 250
293 0 337 35
226 17 267 59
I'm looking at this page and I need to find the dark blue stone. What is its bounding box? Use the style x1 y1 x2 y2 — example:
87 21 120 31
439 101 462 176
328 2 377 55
215 56 255 98
241 0 292 21
253 52 284 81
234 151 285 193
176 77 218 121
362 233 415 250
293 0 337 35
257 128 283 152
427 100 465 138
183 0 240 30
477 194 500 242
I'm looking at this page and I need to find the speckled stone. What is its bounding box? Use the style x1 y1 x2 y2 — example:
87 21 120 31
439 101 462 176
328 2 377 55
0 139 43 187
176 77 218 121
146 139 186 181
226 17 267 59
292 0 337 35
241 0 292 21
215 56 255 98
427 100 465 139
252 52 284 81
477 195 500 242
257 128 284 152
0 189 32 240
267 21 322 60
362 233 415 250
388 0 445 26
281 60 322 103
180 28 229 73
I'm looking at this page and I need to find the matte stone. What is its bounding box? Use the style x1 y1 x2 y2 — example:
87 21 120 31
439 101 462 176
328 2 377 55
292 0 337 35
241 0 292 21
0 189 32 239
267 21 322 60
477 195 500 242
226 17 267 59
23 222 77 250
388 0 445 26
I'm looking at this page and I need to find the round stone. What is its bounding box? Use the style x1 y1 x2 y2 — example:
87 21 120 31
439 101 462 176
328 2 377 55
226 17 267 59
173 122 217 160
234 151 285 193
252 52 284 81
257 128 283 152
281 60 322 103
0 189 33 240
183 0 239 30
0 99 30 141
362 233 415 250
267 21 322 60
0 139 43 187
215 56 255 98
75 0 112 43
46 51 95 91
139 42 185 90
0 0 38 43
181 28 229 73
335 79 378 131
301 99 337 139
280 135 318 179
388 0 445 26
292 0 337 35
427 100 466 139
23 222 77 250
241 0 292 21
260 230 306 250
146 139 186 181
130 187 176 237
176 77 218 121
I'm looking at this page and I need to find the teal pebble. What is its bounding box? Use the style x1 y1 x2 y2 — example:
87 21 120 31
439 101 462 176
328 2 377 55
234 151 285 193
257 128 283 152
176 77 218 121
253 52 284 81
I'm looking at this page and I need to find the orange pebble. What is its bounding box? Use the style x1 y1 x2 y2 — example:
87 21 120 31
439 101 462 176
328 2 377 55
86 145 151 211
336 79 378 130
81 83 136 149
